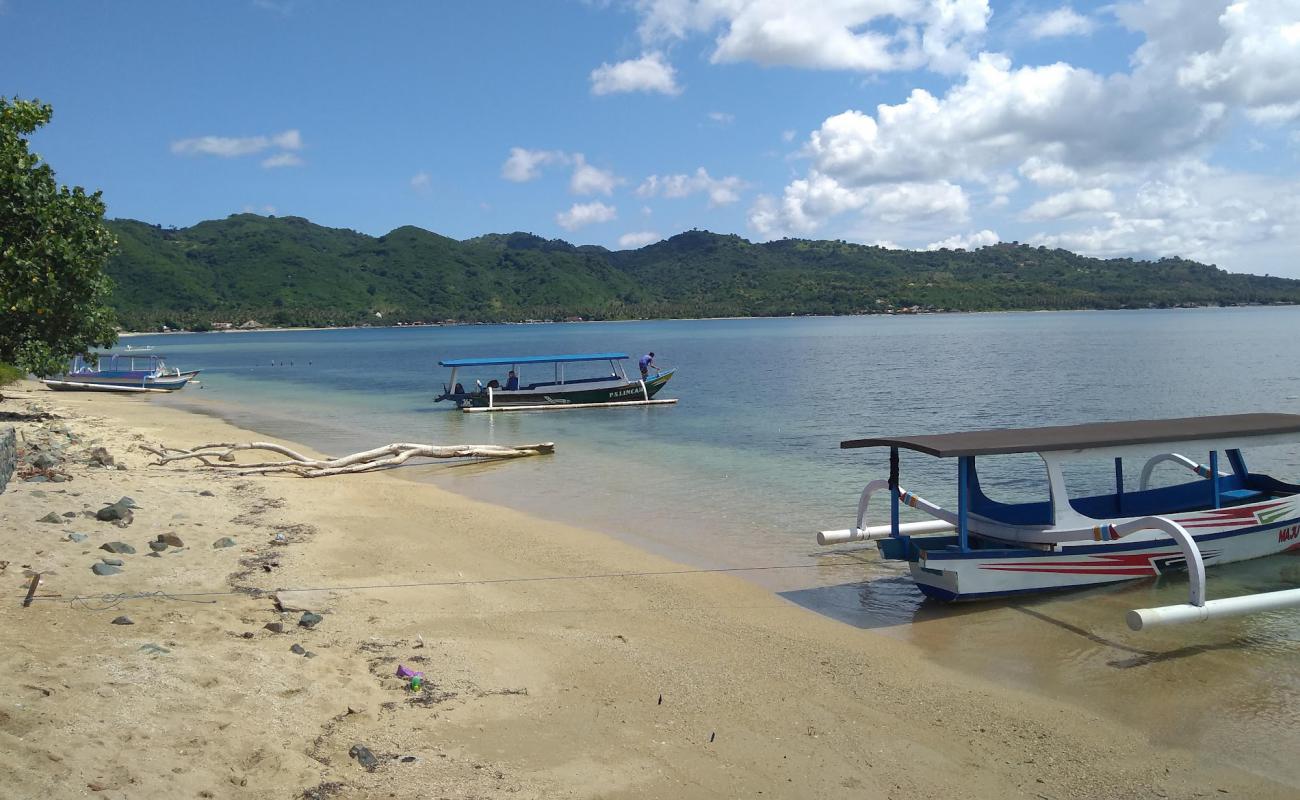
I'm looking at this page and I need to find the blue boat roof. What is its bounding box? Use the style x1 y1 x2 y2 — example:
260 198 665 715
439 352 628 367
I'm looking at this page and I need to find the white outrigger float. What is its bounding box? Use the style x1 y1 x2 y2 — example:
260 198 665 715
817 414 1300 631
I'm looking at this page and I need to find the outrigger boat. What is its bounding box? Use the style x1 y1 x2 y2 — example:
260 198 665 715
817 414 1300 630
41 352 198 393
435 353 676 412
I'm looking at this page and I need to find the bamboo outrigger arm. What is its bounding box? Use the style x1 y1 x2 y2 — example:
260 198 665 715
1137 452 1229 491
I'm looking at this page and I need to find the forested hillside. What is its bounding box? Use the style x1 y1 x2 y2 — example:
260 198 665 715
105 214 1300 330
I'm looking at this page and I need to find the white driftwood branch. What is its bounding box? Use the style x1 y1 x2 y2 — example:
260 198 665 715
141 441 554 477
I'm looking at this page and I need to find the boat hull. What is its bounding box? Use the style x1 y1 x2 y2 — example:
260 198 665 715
459 369 674 408
42 373 192 392
898 500 1300 601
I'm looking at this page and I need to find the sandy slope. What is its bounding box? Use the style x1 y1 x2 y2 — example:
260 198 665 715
0 383 1290 800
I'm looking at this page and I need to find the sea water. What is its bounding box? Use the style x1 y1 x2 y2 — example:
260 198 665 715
135 307 1300 784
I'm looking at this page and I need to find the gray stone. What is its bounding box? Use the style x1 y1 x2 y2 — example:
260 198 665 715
88 447 114 467
146 551 161 558
264 622 285 634
298 612 323 629
100 557 124 567
198 490 215 497
349 744 379 772
304 652 317 659
115 464 127 471
67 533 88 543
158 533 184 548
62 511 76 518
92 563 122 576
115 496 140 509
290 643 306 655
49 473 67 483
25 476 47 483
31 452 58 470
138 643 169 655
111 616 133 625
100 541 136 554
96 503 132 523
148 540 168 552
37 512 64 523
212 537 236 549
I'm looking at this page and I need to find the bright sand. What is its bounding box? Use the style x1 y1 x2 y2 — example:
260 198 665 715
0 384 1292 799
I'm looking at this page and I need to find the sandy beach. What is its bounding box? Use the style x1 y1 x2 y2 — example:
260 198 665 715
0 383 1292 800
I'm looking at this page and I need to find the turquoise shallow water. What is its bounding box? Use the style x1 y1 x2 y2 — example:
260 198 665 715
131 308 1300 784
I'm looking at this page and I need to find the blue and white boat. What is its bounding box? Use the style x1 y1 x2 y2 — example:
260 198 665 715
435 352 676 412
41 352 198 393
818 414 1300 630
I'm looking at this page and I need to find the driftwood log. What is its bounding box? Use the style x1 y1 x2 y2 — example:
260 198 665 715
141 441 555 477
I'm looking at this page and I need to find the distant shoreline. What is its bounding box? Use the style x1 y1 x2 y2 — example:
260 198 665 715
116 302 1299 337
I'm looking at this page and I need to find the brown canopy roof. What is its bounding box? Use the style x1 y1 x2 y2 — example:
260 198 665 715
841 413 1300 458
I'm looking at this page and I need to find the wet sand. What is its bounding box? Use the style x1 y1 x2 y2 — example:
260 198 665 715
0 383 1292 799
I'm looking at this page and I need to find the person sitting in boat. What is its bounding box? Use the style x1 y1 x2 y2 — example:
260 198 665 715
504 370 519 391
638 352 655 379
486 379 500 389
453 382 465 395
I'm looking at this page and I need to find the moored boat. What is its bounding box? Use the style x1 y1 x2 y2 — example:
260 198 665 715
817 414 1300 629
435 353 676 412
41 352 198 393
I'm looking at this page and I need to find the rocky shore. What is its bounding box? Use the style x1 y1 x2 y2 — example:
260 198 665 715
0 384 1293 799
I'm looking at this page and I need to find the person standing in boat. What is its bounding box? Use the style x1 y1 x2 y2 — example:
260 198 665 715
638 352 655 379
504 370 519 390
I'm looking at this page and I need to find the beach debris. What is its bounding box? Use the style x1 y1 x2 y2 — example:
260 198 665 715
290 643 307 655
299 611 323 629
395 664 425 691
91 563 122 576
274 589 333 613
348 744 379 772
111 616 133 625
142 440 556 477
212 537 237 549
87 447 115 467
36 512 64 523
100 541 136 554
22 573 40 608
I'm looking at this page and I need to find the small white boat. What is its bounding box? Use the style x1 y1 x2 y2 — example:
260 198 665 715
41 352 198 393
818 414 1300 630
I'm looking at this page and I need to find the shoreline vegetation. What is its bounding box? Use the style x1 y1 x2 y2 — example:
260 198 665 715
2 384 1296 798
106 213 1300 333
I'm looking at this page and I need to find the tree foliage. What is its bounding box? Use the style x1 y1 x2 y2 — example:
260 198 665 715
0 97 118 375
103 215 1300 331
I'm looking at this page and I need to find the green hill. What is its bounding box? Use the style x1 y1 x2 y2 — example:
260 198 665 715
104 214 1300 330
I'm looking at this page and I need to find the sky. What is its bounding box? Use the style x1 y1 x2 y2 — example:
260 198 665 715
3 0 1300 275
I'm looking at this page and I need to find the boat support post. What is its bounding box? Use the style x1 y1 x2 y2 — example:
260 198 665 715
1122 515 1300 631
1209 450 1220 509
889 447 900 537
957 456 971 552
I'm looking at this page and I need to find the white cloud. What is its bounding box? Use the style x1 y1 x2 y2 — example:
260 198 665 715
242 204 277 214
632 0 991 75
501 147 565 182
1172 0 1300 123
569 154 623 195
410 171 432 192
636 167 747 206
171 128 303 158
590 51 681 95
924 229 1000 250
1024 188 1115 220
261 152 303 169
748 174 968 236
781 129 797 142
618 231 661 248
1025 7 1096 39
557 201 617 231
707 111 734 125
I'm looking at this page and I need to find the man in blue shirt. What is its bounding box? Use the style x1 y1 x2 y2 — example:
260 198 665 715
505 370 519 390
638 352 655 379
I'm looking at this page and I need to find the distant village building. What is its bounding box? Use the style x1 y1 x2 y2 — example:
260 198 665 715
211 321 233 330
238 320 262 329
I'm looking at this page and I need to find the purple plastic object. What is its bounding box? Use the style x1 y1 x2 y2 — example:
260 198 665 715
395 665 416 679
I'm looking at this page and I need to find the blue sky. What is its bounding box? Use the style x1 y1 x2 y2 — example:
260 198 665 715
4 1 1299 275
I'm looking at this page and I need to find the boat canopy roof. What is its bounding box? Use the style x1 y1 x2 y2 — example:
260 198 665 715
841 413 1300 458
439 352 628 367
92 352 166 359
